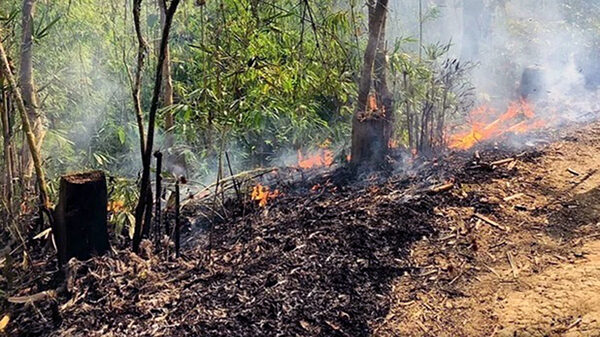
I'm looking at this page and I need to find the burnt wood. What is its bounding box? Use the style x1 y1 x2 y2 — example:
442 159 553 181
54 170 110 265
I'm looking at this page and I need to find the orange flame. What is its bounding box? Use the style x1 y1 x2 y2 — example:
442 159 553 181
368 94 378 111
108 200 125 213
251 183 280 207
297 149 334 169
449 99 546 150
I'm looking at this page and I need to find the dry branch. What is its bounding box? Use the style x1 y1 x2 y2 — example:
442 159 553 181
474 213 508 231
503 193 524 202
8 290 56 304
566 168 580 176
426 182 454 194
490 157 515 166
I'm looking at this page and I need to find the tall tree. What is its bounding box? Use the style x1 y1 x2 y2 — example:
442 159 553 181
19 0 44 187
350 0 390 166
132 0 181 253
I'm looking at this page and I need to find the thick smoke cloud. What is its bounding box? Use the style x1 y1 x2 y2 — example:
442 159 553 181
387 0 600 109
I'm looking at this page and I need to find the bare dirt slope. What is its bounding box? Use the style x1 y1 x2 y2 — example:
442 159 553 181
378 122 600 337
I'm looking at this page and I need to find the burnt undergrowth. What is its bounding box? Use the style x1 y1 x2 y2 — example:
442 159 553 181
6 132 562 336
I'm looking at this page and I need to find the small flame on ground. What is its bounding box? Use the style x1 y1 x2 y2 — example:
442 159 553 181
449 99 547 150
297 149 334 169
251 183 280 207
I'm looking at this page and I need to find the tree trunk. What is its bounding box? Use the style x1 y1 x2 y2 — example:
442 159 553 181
350 0 389 166
158 0 186 176
54 171 110 265
133 0 181 253
19 0 44 188
373 7 394 143
1 74 15 214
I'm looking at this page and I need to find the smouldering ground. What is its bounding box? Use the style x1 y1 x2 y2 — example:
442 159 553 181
6 120 600 337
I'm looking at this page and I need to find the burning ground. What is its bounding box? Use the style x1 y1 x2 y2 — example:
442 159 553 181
6 117 600 336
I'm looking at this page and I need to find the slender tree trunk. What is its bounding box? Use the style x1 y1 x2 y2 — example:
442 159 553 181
133 0 181 253
1 74 15 214
19 0 44 188
132 0 148 156
350 0 389 166
158 1 174 144
158 0 185 175
0 33 51 213
130 0 155 245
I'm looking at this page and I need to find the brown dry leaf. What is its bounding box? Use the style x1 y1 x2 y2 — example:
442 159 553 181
0 315 10 332
300 320 312 330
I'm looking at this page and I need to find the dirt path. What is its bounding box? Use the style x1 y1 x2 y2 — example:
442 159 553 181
378 122 600 336
495 240 600 337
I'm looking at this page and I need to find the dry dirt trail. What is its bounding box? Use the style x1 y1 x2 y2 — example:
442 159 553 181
378 122 600 337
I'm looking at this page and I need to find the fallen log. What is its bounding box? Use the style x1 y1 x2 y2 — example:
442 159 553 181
54 171 110 265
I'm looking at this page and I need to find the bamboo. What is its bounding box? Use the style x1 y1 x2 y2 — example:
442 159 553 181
154 151 162 245
174 177 180 258
0 73 14 214
0 31 51 212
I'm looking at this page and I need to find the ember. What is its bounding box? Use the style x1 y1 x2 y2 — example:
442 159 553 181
251 183 280 207
449 100 548 149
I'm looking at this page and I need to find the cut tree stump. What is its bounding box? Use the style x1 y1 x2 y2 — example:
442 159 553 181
54 171 110 265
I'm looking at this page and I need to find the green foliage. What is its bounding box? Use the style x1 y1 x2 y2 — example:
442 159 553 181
389 40 474 151
170 0 358 167
107 177 139 241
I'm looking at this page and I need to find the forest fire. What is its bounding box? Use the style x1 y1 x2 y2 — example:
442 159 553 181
449 99 548 149
251 183 280 207
297 149 334 169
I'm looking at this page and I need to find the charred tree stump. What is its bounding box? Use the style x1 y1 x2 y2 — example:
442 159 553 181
519 66 546 101
54 171 110 265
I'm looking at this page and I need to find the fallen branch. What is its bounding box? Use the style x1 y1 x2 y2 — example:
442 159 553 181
427 182 454 194
192 167 279 200
8 290 56 304
566 168 580 176
503 193 524 202
474 213 508 232
506 251 518 278
490 157 515 167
